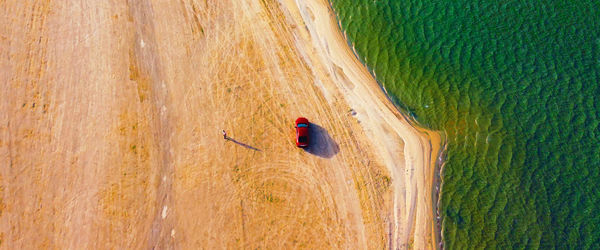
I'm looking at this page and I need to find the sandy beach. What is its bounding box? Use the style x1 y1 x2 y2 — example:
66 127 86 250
282 1 443 248
0 0 441 248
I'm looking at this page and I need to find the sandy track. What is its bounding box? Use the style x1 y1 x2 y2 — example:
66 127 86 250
0 0 440 249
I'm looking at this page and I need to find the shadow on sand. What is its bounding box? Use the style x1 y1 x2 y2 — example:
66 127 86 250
304 123 339 158
226 137 262 152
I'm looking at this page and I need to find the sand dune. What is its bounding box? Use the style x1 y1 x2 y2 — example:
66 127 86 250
0 0 441 248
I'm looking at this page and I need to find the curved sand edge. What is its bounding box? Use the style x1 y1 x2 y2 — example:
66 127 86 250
278 0 444 248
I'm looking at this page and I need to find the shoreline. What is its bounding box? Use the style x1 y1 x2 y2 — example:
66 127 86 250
326 1 449 247
329 6 448 246
433 142 448 249
322 2 448 248
279 0 444 248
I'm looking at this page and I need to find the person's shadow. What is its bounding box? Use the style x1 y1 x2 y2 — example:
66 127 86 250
304 123 339 158
226 137 261 151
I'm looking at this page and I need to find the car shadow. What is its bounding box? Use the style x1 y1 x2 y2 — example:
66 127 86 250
304 123 339 158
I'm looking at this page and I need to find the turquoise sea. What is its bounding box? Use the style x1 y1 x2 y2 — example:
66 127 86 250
330 0 600 248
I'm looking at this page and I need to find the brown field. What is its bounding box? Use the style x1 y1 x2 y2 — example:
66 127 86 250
0 0 441 249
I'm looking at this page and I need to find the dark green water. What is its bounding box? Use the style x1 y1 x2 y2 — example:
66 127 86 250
330 0 600 248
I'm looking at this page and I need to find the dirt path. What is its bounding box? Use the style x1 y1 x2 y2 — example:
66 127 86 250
0 0 440 248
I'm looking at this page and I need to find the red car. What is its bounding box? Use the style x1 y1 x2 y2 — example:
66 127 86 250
295 117 310 147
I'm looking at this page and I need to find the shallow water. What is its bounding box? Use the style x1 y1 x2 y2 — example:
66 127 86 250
330 0 600 248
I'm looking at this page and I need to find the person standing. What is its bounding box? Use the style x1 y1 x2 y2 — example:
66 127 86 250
222 129 227 140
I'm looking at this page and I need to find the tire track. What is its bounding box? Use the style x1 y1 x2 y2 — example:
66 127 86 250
125 1 176 248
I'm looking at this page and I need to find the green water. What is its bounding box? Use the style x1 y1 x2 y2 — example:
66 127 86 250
330 0 600 248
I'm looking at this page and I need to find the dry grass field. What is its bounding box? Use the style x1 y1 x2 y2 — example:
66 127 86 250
0 0 440 249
